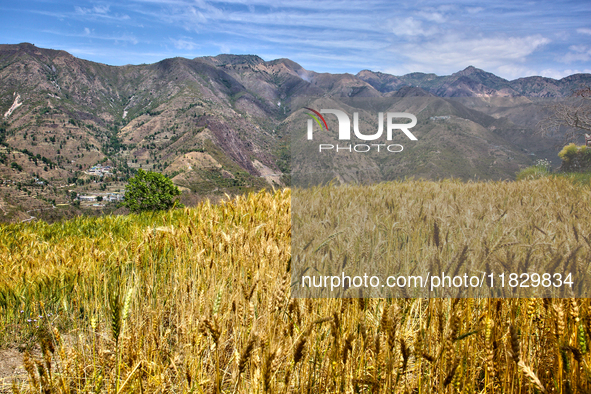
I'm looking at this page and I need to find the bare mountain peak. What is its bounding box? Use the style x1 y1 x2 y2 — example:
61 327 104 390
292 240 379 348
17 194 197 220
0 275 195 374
453 65 506 81
16 42 36 49
267 58 304 71
0 42 72 61
357 70 387 77
357 69 374 76
208 54 265 66
402 72 439 79
1 43 590 100
457 65 480 74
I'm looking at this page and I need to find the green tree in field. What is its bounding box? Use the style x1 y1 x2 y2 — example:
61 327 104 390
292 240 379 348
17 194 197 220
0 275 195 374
122 169 183 213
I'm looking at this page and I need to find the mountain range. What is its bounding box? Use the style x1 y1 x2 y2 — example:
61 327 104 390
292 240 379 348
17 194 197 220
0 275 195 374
0 42 589 221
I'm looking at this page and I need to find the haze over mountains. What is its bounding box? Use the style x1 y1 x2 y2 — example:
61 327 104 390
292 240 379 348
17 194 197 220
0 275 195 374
0 43 589 220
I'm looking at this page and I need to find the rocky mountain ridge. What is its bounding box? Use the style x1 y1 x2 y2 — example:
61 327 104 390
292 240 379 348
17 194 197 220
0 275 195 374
0 42 589 221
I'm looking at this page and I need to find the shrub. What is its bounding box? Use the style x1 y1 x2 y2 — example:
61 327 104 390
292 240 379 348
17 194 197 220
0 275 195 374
121 169 183 213
558 143 579 161
516 159 551 180
558 144 591 172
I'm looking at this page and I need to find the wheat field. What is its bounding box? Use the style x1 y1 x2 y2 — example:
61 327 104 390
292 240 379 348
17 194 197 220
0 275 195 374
0 178 590 393
292 177 591 298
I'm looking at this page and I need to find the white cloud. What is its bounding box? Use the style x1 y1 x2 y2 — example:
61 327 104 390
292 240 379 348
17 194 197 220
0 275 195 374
171 37 198 50
385 34 550 79
554 30 569 40
74 6 89 15
495 64 539 80
133 2 215 32
43 28 139 45
539 68 591 79
92 5 110 14
416 11 446 23
74 4 130 20
74 5 111 15
466 7 483 14
391 17 439 37
29 0 589 77
436 5 456 12
562 45 591 63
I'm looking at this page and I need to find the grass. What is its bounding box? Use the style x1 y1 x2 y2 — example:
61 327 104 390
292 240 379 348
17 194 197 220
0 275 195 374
556 171 591 186
517 155 591 185
0 179 589 393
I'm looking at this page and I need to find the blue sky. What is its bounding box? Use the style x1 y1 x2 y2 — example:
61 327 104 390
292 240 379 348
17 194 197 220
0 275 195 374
1 0 590 79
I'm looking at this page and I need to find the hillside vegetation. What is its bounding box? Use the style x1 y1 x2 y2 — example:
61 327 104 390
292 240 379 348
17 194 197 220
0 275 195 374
0 179 591 392
1 43 589 220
